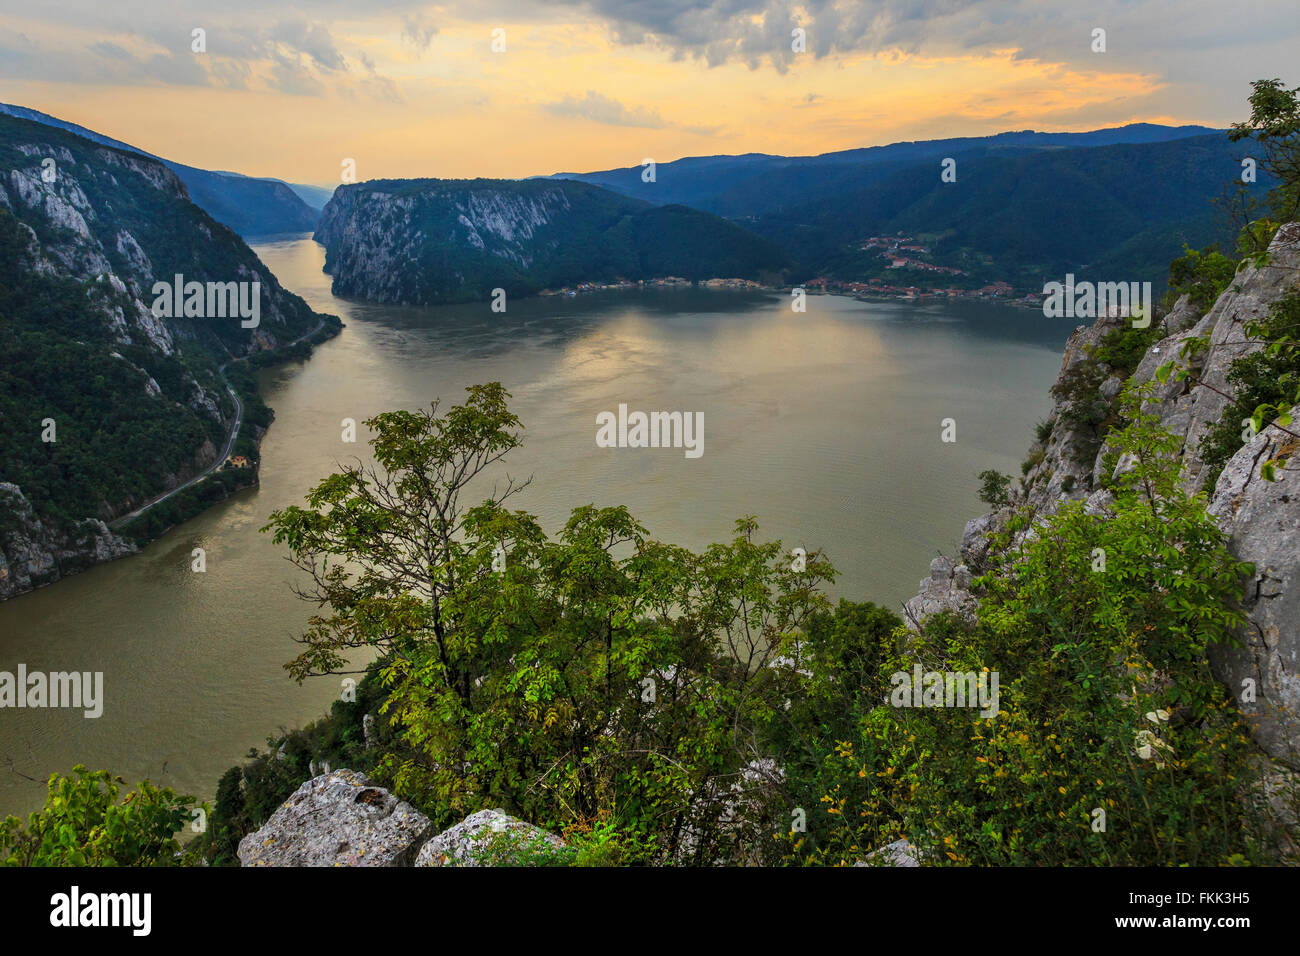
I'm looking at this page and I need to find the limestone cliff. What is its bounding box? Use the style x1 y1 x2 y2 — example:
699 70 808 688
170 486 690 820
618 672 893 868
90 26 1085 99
314 177 788 305
0 113 338 599
905 221 1300 768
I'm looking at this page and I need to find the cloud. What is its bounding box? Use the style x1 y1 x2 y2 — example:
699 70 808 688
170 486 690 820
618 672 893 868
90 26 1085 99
545 90 720 134
269 19 348 72
402 13 439 50
546 90 667 127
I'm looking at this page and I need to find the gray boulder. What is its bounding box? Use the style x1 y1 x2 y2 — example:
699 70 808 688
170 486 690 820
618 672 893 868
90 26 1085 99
903 556 977 631
856 838 922 867
238 770 433 867
415 809 567 866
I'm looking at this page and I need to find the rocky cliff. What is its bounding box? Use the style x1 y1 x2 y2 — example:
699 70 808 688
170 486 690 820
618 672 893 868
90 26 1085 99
0 113 338 599
906 221 1300 768
314 177 788 305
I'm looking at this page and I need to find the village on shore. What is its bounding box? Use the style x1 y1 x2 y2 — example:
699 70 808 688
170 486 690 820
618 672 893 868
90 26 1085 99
540 233 1045 308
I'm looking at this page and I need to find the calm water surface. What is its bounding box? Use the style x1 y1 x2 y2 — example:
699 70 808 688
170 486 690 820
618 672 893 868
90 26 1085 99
0 235 1078 816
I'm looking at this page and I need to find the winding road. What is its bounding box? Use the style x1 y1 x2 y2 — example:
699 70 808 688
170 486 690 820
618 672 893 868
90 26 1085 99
109 320 324 530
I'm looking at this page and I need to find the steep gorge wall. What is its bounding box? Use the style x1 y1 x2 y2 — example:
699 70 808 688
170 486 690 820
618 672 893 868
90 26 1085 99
906 222 1300 767
0 115 333 600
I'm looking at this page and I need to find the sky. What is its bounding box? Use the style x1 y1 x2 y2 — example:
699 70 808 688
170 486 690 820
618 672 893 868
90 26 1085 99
0 1 1295 185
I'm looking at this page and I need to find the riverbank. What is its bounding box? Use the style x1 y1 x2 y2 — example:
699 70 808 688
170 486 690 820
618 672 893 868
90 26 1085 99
114 319 341 547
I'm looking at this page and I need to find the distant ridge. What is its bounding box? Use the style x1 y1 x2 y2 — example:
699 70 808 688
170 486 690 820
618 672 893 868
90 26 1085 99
0 102 323 235
543 123 1225 212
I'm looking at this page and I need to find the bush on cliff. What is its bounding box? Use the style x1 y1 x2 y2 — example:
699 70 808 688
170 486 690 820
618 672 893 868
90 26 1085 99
785 387 1280 865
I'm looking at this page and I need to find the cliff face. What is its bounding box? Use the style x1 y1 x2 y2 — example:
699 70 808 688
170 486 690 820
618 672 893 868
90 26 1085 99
315 179 584 304
906 222 1300 767
0 483 135 600
314 177 788 305
0 102 321 237
0 114 335 599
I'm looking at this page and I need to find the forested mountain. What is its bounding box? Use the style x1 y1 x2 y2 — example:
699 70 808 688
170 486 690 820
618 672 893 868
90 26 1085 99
0 113 339 599
314 178 789 305
759 134 1264 286
548 124 1255 289
546 123 1221 214
0 102 321 236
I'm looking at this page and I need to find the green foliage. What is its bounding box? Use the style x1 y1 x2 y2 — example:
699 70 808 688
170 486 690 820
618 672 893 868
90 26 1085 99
465 830 577 868
1088 324 1161 376
977 469 1012 509
1196 290 1300 485
263 384 834 863
0 766 200 866
787 387 1277 865
1164 245 1238 313
1020 447 1045 476
1229 78 1300 224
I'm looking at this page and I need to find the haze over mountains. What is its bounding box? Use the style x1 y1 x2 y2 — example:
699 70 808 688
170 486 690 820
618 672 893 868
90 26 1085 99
546 124 1256 289
0 103 323 236
0 102 1259 296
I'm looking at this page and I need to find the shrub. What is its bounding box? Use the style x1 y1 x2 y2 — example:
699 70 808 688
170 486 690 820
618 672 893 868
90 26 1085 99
788 387 1284 866
0 766 200 867
977 469 1012 509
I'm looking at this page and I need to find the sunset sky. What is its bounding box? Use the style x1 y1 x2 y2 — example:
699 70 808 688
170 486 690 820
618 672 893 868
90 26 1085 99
0 1 1295 185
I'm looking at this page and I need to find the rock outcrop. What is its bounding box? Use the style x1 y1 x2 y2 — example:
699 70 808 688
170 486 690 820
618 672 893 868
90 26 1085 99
415 809 567 867
856 838 922 867
0 112 338 599
238 770 434 867
0 483 136 601
236 772 568 868
1206 407 1300 764
904 222 1300 766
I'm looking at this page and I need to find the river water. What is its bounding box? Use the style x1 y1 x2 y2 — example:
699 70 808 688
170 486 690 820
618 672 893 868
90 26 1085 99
0 235 1078 817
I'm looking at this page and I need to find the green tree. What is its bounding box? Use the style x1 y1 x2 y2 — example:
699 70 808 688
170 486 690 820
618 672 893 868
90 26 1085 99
1229 78 1300 225
0 766 200 866
793 386 1278 865
976 469 1012 509
263 384 835 863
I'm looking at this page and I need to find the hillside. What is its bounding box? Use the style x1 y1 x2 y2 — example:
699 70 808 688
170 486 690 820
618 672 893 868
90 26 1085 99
547 124 1222 213
772 134 1261 286
314 177 789 305
910 221 1300 770
550 126 1254 290
0 103 321 236
0 113 340 599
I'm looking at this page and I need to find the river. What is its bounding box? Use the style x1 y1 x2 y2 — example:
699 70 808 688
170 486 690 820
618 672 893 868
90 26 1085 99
0 235 1078 817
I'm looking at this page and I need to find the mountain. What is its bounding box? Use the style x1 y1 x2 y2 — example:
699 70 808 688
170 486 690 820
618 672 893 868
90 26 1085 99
0 113 340 599
761 133 1263 286
0 103 321 236
313 178 790 305
547 124 1250 290
546 124 1223 215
